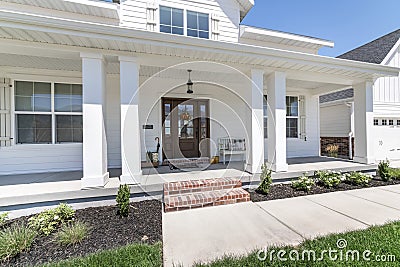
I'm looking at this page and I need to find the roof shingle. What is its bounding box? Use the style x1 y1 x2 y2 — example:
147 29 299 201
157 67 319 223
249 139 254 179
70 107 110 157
337 29 400 64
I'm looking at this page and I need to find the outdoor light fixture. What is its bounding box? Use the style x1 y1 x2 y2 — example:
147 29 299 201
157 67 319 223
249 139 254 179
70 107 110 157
186 69 194 94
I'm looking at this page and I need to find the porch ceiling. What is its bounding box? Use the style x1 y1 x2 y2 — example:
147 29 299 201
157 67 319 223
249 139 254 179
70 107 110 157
0 9 398 92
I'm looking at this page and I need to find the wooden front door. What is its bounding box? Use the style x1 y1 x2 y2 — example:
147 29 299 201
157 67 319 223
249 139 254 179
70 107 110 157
162 98 210 162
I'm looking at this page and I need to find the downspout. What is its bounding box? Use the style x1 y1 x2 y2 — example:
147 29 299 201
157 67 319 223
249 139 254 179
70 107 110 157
346 101 355 160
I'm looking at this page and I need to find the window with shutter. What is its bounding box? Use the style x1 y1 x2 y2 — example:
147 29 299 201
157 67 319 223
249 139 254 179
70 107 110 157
299 95 306 141
0 78 12 147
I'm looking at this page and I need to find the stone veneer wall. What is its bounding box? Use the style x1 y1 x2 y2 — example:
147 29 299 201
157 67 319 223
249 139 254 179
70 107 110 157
320 137 355 159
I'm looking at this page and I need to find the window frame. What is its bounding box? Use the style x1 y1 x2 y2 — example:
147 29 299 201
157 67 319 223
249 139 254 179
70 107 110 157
159 5 184 36
159 5 210 39
263 95 300 139
186 10 210 39
13 80 83 145
286 95 299 139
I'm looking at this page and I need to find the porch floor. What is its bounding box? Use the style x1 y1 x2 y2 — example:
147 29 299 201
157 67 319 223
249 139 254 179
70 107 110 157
0 157 389 212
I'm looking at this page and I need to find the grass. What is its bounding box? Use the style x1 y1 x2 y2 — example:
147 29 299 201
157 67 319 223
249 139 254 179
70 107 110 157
196 221 400 266
55 221 89 246
0 223 37 261
41 242 162 267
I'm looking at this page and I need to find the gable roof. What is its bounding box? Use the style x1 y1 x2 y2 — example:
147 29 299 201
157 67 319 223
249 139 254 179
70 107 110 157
337 29 400 64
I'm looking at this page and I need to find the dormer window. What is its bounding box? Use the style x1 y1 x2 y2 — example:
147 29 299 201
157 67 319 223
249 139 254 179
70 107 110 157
160 6 184 35
187 11 209 39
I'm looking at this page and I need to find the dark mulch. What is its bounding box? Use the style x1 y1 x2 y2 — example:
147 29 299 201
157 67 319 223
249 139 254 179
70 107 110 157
249 178 400 202
1 200 162 267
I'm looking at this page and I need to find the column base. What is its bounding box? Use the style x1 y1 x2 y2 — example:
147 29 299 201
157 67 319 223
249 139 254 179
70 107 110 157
81 172 109 189
269 162 288 172
120 171 143 185
353 156 376 164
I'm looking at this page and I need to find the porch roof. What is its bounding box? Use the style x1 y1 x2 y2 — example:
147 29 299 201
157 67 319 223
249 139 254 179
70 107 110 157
0 9 398 85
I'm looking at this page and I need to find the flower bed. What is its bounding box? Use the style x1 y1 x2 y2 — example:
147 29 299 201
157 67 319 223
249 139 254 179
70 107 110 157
0 200 162 267
250 176 400 203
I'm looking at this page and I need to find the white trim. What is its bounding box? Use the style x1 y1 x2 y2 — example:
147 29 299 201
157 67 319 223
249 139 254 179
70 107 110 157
240 25 334 48
0 10 397 78
381 38 400 66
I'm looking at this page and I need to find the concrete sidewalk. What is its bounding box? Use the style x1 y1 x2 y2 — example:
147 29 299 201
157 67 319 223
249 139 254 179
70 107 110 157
163 184 400 267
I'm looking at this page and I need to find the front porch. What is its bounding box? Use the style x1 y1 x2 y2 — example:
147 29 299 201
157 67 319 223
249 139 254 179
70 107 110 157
0 157 382 212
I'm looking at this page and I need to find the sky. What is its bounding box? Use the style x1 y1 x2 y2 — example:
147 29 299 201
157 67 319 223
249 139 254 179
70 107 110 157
242 0 400 57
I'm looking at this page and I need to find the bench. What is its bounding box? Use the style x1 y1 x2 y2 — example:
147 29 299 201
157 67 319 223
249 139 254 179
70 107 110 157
218 137 246 164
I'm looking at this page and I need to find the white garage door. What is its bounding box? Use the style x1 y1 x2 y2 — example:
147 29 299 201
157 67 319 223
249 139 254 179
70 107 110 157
374 127 400 161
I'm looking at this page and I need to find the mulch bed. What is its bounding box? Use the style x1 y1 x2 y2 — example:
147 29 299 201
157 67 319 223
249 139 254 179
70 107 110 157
1 200 162 267
249 178 400 202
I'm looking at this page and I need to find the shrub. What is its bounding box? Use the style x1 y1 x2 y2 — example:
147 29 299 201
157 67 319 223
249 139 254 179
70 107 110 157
0 223 36 261
378 160 391 181
0 212 9 227
315 170 343 188
291 175 315 192
389 168 400 180
55 221 89 246
345 172 372 186
28 203 75 236
116 184 131 217
256 164 272 194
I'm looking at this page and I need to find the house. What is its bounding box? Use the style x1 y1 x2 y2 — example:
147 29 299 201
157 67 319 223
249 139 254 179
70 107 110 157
320 29 400 161
0 0 398 189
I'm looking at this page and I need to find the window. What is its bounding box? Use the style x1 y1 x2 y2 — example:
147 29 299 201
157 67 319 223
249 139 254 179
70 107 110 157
389 119 394 126
160 6 183 35
397 120 400 126
187 11 209 39
373 119 379 126
382 119 387 126
286 96 299 138
15 81 83 144
263 95 268 138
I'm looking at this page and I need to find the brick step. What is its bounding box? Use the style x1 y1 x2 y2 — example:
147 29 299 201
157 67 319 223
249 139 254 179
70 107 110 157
164 187 250 212
164 178 242 196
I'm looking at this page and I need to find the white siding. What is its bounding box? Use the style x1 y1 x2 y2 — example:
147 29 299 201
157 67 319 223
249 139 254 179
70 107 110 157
0 144 83 175
120 0 240 43
320 102 351 137
374 43 400 113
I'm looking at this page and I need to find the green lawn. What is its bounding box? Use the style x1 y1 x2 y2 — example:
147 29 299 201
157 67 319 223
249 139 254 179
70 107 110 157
41 242 162 267
196 221 400 267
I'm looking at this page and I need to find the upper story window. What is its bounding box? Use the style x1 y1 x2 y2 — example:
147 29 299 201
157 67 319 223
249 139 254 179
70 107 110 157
160 6 184 35
187 11 209 39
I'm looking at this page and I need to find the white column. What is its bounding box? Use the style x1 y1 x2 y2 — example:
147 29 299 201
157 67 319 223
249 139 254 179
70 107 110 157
247 69 265 174
119 56 142 184
353 81 375 164
267 71 288 172
80 53 109 188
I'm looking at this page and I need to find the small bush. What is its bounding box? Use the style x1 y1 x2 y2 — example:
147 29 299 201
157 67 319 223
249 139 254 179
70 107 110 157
345 172 372 186
55 221 89 246
256 164 272 194
116 184 130 217
0 212 9 227
291 175 315 192
315 170 343 188
28 203 75 236
389 168 400 180
0 223 36 261
378 160 391 181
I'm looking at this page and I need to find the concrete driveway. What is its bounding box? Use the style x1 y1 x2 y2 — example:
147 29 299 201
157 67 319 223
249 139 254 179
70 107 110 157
163 184 400 267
